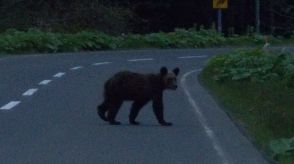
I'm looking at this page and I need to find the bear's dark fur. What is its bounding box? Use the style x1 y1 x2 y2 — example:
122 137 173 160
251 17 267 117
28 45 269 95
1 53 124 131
97 67 180 126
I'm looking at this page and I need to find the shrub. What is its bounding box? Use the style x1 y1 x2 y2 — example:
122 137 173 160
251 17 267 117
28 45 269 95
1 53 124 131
207 48 294 86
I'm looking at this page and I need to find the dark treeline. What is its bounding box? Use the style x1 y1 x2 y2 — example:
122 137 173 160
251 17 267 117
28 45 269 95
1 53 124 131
0 0 293 36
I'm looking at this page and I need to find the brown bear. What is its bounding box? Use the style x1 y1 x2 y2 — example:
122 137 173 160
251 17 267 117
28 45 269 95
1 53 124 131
97 67 180 126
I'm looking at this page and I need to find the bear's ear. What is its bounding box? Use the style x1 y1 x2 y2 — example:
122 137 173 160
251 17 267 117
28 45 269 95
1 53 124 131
173 67 180 76
160 67 168 76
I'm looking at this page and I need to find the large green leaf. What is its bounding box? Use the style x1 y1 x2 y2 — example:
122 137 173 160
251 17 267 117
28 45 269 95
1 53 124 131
269 137 294 159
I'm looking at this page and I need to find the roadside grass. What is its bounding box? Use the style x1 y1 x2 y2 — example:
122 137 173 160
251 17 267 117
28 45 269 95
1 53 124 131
0 28 293 54
200 48 294 164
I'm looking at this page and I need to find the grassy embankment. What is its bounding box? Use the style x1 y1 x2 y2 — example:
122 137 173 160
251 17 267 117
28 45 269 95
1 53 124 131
200 48 294 164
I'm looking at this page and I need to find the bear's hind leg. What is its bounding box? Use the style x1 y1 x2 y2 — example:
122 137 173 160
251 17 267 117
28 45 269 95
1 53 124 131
129 99 149 125
97 101 108 122
107 100 123 125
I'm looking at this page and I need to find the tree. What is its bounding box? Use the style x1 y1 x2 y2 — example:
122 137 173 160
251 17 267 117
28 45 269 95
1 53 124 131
0 0 293 35
264 0 294 36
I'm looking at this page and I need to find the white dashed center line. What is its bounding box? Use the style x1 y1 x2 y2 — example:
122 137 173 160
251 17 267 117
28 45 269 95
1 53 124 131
53 72 66 78
128 58 154 62
39 80 52 85
22 88 38 96
92 62 112 66
71 66 83 70
178 55 207 59
0 101 21 110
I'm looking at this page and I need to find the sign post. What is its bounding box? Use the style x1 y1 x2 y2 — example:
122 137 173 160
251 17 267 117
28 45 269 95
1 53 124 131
213 0 228 33
255 0 260 33
217 9 222 33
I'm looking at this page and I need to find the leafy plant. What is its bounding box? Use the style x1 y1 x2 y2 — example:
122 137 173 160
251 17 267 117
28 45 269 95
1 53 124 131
269 137 294 160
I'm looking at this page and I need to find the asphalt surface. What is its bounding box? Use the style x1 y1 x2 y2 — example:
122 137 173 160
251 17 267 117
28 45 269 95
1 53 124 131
0 48 272 164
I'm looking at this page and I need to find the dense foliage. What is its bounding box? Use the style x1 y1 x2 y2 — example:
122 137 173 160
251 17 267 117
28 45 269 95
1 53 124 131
0 28 289 54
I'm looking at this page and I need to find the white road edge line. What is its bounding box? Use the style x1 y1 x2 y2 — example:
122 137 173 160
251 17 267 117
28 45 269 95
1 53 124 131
53 72 66 78
22 88 38 96
178 55 207 59
127 58 154 62
181 69 230 164
39 80 52 85
71 66 83 70
0 101 21 110
92 62 112 66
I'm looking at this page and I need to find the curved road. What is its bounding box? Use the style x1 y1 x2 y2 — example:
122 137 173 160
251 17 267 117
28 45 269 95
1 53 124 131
0 49 269 164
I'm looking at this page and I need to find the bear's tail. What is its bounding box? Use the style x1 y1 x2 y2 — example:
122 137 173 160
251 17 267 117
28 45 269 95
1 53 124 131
97 103 108 122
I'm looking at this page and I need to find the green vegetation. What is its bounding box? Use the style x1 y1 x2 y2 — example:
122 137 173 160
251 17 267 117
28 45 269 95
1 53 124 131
0 28 292 54
200 48 294 163
269 138 294 163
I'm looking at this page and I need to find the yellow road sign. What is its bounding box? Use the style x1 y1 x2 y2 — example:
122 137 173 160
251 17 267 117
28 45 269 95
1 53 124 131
213 0 228 9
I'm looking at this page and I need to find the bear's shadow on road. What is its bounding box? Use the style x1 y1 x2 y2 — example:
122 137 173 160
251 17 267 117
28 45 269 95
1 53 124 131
95 121 194 129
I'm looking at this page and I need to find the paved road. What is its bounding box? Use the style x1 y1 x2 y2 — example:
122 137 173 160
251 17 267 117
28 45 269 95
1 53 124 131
0 49 269 164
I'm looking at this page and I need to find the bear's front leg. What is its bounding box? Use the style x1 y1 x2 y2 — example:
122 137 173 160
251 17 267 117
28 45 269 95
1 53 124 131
152 95 172 126
159 122 173 126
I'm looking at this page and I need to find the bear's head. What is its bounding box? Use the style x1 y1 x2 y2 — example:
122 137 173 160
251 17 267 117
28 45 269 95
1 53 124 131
160 67 180 90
